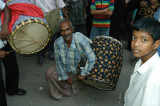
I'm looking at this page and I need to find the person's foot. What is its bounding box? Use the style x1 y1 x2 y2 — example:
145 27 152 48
37 57 45 66
7 89 27 96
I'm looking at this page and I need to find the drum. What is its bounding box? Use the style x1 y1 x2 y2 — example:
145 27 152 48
83 36 123 90
45 9 63 37
7 0 51 54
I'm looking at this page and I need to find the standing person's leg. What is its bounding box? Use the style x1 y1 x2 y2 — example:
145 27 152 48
73 24 87 36
48 34 58 60
1 43 26 95
86 15 92 38
109 0 125 40
100 27 110 36
90 26 100 40
37 47 47 65
0 61 7 106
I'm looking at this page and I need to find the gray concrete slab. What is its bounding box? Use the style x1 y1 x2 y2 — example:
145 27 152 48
4 48 135 106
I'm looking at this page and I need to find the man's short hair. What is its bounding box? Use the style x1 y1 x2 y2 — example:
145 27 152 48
58 19 74 32
133 18 160 42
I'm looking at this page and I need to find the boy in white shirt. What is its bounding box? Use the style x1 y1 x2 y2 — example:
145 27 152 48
124 18 160 106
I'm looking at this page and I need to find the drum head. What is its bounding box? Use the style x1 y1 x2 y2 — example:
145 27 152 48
8 22 50 54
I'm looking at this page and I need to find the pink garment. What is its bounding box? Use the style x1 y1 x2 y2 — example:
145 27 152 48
45 65 85 101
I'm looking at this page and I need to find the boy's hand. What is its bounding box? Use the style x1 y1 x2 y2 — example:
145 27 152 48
103 8 109 13
77 74 86 81
0 50 9 58
66 77 73 85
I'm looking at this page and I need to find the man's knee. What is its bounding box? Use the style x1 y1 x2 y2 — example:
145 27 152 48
45 65 57 79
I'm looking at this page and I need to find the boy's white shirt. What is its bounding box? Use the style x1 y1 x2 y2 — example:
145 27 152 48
124 52 160 106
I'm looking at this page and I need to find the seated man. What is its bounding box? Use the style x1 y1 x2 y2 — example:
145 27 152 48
45 20 96 101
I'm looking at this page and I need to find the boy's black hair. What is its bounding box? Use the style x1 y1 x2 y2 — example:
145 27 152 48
133 18 160 42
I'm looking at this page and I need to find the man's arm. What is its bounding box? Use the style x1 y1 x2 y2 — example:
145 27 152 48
77 34 96 81
54 41 72 83
54 41 73 85
61 7 68 19
0 5 11 39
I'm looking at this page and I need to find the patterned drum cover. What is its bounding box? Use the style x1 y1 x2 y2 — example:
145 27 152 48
83 36 123 90
7 0 51 54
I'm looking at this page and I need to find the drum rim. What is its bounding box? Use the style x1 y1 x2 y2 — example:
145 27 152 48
94 36 123 48
8 19 51 55
83 78 115 90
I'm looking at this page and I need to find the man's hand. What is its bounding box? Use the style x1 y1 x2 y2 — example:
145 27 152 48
0 27 9 39
77 74 86 81
66 77 73 85
0 50 9 58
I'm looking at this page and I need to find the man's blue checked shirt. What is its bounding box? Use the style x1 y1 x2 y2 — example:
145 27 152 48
54 32 96 81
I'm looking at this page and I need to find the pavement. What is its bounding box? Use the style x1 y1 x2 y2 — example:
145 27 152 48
3 41 135 106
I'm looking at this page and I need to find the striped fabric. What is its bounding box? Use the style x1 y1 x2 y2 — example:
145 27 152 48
90 0 114 27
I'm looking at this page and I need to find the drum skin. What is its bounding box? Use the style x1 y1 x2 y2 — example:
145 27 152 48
7 0 51 54
83 36 123 90
8 18 51 54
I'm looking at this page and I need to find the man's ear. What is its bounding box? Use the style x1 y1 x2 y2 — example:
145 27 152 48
153 40 160 49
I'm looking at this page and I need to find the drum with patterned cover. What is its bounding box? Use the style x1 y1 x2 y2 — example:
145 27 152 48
83 36 123 90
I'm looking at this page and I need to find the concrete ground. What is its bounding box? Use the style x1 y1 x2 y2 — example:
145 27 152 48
3 42 135 106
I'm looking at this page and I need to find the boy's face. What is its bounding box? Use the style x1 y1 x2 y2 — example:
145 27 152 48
131 30 159 62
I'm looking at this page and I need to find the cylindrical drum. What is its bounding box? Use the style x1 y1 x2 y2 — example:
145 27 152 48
83 36 123 90
45 8 63 37
6 0 51 54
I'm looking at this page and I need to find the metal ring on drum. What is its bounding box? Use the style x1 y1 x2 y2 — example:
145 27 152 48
8 15 51 54
83 36 123 90
6 0 51 54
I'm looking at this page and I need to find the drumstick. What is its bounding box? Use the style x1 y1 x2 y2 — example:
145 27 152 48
71 85 80 106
